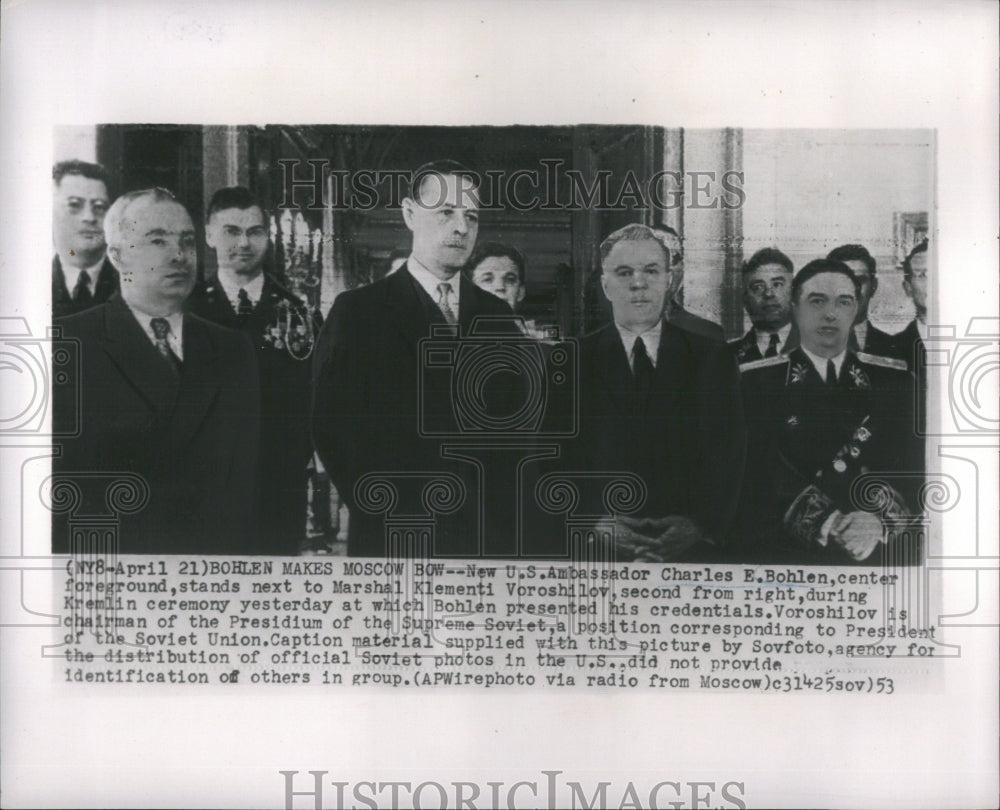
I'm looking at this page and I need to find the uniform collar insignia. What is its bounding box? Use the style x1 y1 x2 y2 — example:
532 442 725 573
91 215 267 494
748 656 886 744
847 361 870 389
789 361 809 384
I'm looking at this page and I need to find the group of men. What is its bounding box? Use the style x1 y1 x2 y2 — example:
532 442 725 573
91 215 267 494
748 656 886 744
51 158 928 564
51 162 316 555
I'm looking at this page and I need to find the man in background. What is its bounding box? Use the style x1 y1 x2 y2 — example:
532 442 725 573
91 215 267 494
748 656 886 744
653 224 725 342
188 186 319 555
52 160 119 319
53 189 259 554
826 243 895 355
728 247 798 366
891 238 929 372
467 241 527 312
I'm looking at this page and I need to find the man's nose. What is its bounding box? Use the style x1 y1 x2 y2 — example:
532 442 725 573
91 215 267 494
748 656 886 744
81 203 99 223
762 285 776 299
453 213 471 234
236 231 251 246
630 274 647 288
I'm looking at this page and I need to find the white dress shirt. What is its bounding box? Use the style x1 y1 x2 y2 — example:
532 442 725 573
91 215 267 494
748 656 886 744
407 255 462 317
800 345 846 382
615 320 662 371
59 253 107 297
215 268 265 310
124 301 184 361
756 322 793 356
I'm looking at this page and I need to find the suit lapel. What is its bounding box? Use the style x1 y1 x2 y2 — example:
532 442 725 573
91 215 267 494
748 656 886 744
387 265 444 347
166 315 223 449
595 324 638 418
100 296 180 412
52 256 71 308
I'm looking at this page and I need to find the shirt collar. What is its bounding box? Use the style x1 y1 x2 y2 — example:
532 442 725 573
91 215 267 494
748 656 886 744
755 322 793 354
123 299 185 361
800 345 846 379
615 319 663 369
407 255 462 308
59 253 107 294
215 268 265 306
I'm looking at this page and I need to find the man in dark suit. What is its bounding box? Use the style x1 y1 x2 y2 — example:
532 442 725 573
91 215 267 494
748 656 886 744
187 187 320 555
53 188 260 555
891 239 928 373
573 224 746 561
653 225 725 342
827 243 896 355
736 259 923 565
312 161 518 558
52 160 119 319
728 247 799 366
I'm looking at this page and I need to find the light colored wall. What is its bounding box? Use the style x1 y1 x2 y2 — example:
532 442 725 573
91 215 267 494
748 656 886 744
740 129 933 333
54 125 98 163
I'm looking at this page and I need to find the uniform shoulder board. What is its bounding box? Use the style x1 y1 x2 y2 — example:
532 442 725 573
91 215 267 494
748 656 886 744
857 352 908 371
739 355 790 372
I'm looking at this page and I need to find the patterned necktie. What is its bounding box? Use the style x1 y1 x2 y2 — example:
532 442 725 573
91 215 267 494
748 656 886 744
764 331 780 357
825 358 837 386
436 282 457 325
632 336 655 399
150 318 181 377
237 287 254 317
72 270 92 304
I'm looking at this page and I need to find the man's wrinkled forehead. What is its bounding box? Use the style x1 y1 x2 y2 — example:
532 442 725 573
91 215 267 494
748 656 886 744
414 172 480 209
119 198 193 237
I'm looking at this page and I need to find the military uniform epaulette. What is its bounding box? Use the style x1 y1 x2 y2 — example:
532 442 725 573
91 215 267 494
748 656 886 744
856 351 908 371
739 355 790 372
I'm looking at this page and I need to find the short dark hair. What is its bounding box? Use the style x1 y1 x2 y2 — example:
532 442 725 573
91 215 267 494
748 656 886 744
53 159 109 190
599 223 673 268
826 244 876 278
902 238 928 278
467 242 526 284
742 247 793 277
792 258 862 302
407 159 478 200
206 186 265 222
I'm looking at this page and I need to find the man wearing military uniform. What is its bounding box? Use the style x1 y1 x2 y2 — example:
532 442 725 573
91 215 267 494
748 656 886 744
728 247 799 366
735 259 924 565
188 187 321 555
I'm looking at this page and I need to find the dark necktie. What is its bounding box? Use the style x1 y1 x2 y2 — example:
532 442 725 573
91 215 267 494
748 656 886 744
825 358 837 386
237 288 254 317
150 318 182 377
764 332 780 357
632 336 655 399
72 270 92 304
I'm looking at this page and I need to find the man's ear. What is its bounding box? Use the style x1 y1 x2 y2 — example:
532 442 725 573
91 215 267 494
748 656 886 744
401 197 416 231
870 275 879 296
516 285 526 305
599 272 611 302
204 221 217 250
902 277 913 300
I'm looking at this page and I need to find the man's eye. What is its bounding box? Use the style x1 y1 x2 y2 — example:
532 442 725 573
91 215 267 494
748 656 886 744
92 204 108 216
466 214 479 223
150 238 165 245
66 201 84 212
